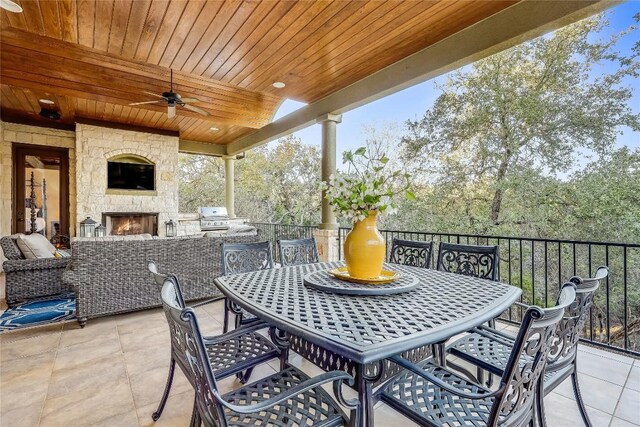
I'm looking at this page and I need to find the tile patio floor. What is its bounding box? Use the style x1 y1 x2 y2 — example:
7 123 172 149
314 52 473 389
0 299 638 427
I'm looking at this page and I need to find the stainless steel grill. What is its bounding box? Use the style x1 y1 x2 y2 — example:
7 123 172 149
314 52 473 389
199 207 229 231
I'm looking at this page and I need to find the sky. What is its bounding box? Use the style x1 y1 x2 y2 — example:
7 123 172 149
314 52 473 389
269 2 640 163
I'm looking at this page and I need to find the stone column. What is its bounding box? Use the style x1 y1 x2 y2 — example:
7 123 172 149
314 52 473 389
224 156 236 218
314 114 342 262
317 113 342 230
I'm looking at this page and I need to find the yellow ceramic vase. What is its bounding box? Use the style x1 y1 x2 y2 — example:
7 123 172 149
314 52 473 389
344 211 386 280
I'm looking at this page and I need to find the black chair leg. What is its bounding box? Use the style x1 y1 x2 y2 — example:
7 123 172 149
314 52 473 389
189 398 201 427
536 380 547 427
152 357 176 421
223 298 230 333
572 372 593 427
236 367 255 384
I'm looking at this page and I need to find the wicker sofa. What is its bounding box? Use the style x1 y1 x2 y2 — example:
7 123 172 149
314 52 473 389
62 232 259 326
1 236 72 306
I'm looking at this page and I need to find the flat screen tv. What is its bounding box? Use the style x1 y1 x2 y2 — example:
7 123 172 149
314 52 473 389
107 161 155 191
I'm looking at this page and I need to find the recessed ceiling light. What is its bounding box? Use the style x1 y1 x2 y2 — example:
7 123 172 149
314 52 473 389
272 82 286 89
209 127 219 132
39 99 55 105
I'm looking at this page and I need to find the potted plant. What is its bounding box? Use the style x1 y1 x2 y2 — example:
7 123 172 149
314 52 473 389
322 147 414 279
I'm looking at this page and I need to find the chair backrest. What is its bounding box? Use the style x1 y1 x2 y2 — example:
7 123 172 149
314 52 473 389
490 283 576 426
278 238 319 266
147 260 165 286
160 276 227 426
221 241 274 275
547 266 607 369
436 242 499 280
389 239 433 269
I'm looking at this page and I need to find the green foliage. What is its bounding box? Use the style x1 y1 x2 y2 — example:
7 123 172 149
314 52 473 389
178 135 321 225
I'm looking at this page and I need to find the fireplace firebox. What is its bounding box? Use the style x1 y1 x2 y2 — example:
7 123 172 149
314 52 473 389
102 213 158 236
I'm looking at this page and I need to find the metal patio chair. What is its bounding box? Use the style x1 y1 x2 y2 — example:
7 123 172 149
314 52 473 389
221 241 274 332
431 242 501 365
148 262 282 422
389 238 434 269
159 275 360 427
436 242 500 281
278 238 320 266
380 283 576 427
446 266 608 426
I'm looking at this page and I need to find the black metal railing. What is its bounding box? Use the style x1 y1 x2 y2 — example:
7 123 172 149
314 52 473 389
251 222 640 357
251 222 317 263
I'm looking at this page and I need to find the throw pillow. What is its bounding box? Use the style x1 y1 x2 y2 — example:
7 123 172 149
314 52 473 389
16 233 56 259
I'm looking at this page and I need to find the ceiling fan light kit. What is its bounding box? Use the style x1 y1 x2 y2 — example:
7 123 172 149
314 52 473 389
129 69 210 119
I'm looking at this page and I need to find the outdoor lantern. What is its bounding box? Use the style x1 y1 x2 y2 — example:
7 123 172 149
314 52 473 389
94 224 106 237
79 216 97 237
165 219 177 237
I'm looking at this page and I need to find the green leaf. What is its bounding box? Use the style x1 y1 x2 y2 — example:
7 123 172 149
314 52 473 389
354 147 367 156
406 190 417 201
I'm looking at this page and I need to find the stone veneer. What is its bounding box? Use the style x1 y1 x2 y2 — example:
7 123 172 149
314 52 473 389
74 123 179 237
0 122 77 238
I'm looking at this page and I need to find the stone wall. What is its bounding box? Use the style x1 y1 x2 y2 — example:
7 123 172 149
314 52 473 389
74 123 179 237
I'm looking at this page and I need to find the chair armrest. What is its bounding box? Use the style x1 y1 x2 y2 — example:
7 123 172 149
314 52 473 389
212 370 359 414
390 356 503 400
3 257 70 273
513 301 532 310
202 322 269 345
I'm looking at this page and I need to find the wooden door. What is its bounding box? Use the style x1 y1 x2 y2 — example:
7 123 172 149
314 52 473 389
12 144 70 245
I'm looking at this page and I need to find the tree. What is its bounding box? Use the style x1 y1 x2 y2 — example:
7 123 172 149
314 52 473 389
401 15 639 231
178 135 322 225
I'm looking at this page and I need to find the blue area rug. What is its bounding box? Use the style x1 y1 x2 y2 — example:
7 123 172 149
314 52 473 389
0 292 75 332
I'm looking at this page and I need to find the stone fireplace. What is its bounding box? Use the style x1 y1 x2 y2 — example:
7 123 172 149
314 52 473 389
74 124 179 237
103 213 158 236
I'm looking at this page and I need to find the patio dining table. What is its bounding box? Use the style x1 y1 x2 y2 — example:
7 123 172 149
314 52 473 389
215 261 522 427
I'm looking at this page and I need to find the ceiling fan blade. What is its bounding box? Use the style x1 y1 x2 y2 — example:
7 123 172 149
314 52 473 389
143 91 166 99
180 97 200 103
129 100 162 106
181 104 210 116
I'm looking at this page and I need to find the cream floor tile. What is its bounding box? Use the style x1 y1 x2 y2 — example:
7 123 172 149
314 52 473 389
53 332 122 371
87 410 139 427
374 402 420 427
59 317 117 349
123 345 172 377
544 392 611 427
0 402 43 427
128 363 192 408
47 352 129 399
114 309 165 327
118 323 169 354
627 364 640 392
136 390 194 427
0 323 63 344
578 345 636 365
0 333 60 361
610 417 640 427
614 388 640 425
40 382 135 427
554 372 623 414
0 351 55 413
577 349 632 386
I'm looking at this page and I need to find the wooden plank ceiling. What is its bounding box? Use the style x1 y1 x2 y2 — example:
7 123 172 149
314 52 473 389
0 0 517 146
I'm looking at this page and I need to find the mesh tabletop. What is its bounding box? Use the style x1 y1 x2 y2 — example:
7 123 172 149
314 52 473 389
215 262 521 364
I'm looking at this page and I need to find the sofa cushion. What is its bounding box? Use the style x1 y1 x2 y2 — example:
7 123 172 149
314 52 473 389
16 233 56 259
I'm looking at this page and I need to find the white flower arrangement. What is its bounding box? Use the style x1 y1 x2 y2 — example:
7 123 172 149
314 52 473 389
321 147 415 223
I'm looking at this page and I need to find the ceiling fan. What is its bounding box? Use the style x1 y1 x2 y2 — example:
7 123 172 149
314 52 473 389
129 70 210 119
1 0 22 13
